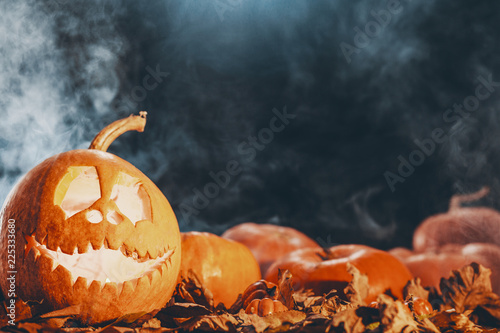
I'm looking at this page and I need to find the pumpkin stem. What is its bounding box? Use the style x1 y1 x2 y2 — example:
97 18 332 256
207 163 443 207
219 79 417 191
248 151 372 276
317 247 334 261
89 112 147 152
449 186 489 211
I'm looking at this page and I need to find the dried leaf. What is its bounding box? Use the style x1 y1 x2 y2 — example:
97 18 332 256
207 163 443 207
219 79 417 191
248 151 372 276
277 269 297 310
179 313 238 332
175 269 214 309
96 326 133 333
40 305 81 318
431 309 485 332
318 291 352 318
403 278 430 301
343 263 369 306
328 307 366 333
15 322 44 333
142 318 162 328
415 317 441 333
377 294 419 333
159 302 211 318
440 262 500 325
0 298 33 327
238 309 306 333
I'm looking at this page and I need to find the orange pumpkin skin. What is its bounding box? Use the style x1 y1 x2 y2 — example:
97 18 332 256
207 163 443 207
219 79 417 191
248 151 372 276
407 297 433 316
402 243 500 294
180 232 261 307
388 247 414 261
245 298 288 316
0 115 182 324
413 187 500 252
413 207 500 252
264 245 413 303
221 223 320 276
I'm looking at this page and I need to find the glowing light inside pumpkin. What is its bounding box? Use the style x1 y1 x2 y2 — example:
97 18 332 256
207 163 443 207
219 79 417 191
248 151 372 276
27 236 173 285
110 172 152 225
57 166 101 218
55 167 152 226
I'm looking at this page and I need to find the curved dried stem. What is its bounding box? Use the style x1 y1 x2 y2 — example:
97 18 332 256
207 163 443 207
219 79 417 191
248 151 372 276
89 112 147 152
449 186 490 211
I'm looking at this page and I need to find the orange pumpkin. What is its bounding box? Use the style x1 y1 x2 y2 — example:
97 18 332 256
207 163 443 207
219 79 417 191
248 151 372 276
265 244 412 303
401 243 500 294
413 187 500 252
221 223 320 276
0 113 181 324
245 298 288 316
179 232 261 307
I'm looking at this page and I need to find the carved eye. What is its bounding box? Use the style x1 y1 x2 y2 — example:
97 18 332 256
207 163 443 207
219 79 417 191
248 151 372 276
54 166 101 218
109 172 152 225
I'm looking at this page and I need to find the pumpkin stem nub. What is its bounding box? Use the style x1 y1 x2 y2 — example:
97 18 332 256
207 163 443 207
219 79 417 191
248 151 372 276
89 112 147 152
449 186 489 211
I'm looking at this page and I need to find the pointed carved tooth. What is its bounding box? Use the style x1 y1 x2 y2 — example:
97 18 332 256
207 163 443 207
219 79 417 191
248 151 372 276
73 276 88 292
129 278 139 291
50 258 59 272
60 243 76 255
89 280 100 290
151 267 162 286
116 282 124 296
146 271 154 284
91 237 105 250
39 233 48 246
119 280 134 298
101 278 109 291
136 246 148 260
78 242 89 254
138 275 151 290
70 274 79 286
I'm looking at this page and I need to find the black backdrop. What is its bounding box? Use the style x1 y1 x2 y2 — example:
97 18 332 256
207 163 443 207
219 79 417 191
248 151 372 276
1 0 500 249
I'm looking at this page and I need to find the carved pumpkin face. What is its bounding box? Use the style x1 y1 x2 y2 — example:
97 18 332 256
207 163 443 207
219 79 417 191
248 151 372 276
0 113 181 324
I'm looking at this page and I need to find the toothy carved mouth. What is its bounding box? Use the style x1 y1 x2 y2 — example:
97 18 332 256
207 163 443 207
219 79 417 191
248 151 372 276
25 235 173 287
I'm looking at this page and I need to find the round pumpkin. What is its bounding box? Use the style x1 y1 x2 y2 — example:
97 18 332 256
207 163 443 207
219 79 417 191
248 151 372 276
413 187 500 252
264 244 412 303
0 113 181 324
401 243 500 294
179 232 261 307
221 223 320 276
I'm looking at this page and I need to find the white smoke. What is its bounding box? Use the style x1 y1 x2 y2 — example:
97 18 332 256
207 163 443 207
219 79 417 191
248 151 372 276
0 1 127 204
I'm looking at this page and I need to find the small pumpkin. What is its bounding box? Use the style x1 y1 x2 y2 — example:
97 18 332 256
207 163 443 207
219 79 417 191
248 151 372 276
179 232 261 307
406 297 433 316
221 222 320 276
245 298 288 316
264 244 412 303
0 113 181 324
241 279 278 309
369 296 433 316
413 187 500 252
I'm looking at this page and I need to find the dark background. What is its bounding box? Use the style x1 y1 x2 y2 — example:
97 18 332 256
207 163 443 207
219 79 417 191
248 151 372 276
1 0 500 249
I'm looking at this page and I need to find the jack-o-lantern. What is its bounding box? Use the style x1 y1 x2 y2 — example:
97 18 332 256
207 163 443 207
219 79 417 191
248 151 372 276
0 113 181 324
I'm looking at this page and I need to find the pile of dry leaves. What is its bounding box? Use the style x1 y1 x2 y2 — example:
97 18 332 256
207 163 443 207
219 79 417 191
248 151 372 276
1 262 500 332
